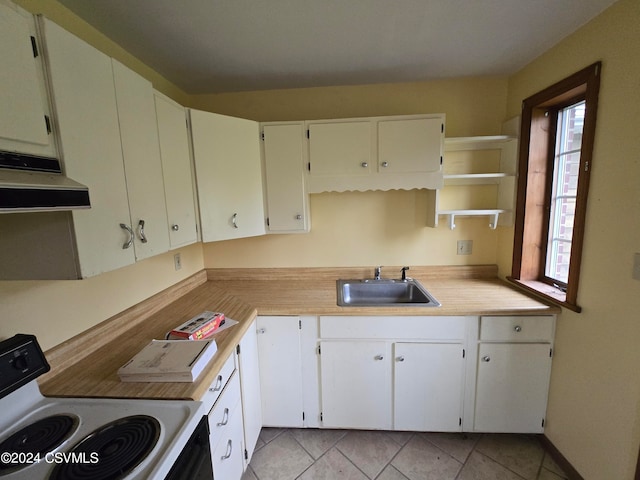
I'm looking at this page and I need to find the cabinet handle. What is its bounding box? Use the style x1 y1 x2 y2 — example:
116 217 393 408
481 355 491 362
396 356 405 362
374 355 384 361
381 161 389 168
232 213 239 229
119 223 134 249
221 439 233 460
514 325 522 332
171 224 180 231
209 375 223 392
361 162 368 168
137 220 148 243
216 407 229 426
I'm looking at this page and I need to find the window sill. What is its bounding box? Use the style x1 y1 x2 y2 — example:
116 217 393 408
506 277 582 313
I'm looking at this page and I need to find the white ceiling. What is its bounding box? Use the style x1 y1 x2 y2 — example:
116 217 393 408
56 0 617 94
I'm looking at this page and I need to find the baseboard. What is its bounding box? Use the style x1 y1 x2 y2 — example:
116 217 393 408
540 435 585 480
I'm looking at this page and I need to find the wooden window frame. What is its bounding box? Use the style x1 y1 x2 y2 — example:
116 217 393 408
508 62 601 312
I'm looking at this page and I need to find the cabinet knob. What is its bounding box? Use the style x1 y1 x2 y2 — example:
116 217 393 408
374 354 384 361
257 328 266 334
396 356 405 362
171 224 180 231
361 162 368 168
514 325 522 332
295 214 302 220
381 161 389 168
481 355 491 362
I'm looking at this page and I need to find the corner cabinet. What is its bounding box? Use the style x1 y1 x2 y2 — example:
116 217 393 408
306 114 445 193
154 92 198 249
189 109 266 242
260 122 310 233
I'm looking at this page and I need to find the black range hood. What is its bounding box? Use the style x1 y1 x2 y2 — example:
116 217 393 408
0 150 90 213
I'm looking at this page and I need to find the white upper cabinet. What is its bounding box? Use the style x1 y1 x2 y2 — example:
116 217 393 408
154 92 198 248
306 114 444 193
0 1 55 157
41 17 135 277
112 59 170 261
261 122 310 233
190 109 265 242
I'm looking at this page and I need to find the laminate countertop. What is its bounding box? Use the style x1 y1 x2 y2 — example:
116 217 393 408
39 266 559 401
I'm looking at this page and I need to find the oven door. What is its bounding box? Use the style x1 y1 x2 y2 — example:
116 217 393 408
165 416 213 480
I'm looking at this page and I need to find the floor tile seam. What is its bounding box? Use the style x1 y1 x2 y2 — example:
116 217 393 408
318 444 374 480
419 432 483 464
383 430 416 447
463 449 531 480
372 463 410 480
289 429 348 461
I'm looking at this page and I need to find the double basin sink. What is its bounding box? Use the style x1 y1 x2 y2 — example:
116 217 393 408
337 278 440 307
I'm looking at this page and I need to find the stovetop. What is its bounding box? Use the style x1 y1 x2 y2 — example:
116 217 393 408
0 335 203 480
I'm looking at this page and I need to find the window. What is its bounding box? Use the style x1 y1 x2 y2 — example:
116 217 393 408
509 63 601 312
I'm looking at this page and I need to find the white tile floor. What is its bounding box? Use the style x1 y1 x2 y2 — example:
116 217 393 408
242 428 569 480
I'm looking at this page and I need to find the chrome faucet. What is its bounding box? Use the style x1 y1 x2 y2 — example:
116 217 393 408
374 266 382 280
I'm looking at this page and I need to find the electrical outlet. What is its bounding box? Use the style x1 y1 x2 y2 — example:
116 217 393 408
633 252 640 281
174 253 182 271
457 240 473 255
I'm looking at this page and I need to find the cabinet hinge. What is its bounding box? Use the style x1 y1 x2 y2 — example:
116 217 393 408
30 36 38 58
299 319 302 329
542 418 545 428
260 131 265 141
317 345 321 355
236 344 241 355
462 349 465 358
302 411 305 421
459 417 462 426
440 156 443 165
550 348 553 358
307 162 311 172
266 217 270 227
44 115 52 135
441 123 444 134
320 412 323 421
244 449 248 460
306 129 310 139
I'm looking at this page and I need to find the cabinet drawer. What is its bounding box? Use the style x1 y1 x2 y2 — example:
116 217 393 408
320 316 468 340
201 352 236 411
480 316 555 342
208 372 241 449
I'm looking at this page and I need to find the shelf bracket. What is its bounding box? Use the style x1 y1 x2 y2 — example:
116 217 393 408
489 213 499 229
448 214 456 230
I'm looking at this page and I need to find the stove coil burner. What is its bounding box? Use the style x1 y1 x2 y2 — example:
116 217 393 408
0 414 79 475
51 414 161 480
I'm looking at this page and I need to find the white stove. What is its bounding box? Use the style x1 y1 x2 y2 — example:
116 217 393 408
0 335 207 480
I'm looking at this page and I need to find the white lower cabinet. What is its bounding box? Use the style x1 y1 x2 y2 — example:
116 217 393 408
237 320 262 467
394 342 465 432
320 340 392 429
256 316 304 427
473 315 555 433
211 403 245 480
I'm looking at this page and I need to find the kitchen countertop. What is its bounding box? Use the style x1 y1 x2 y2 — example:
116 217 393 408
39 266 559 401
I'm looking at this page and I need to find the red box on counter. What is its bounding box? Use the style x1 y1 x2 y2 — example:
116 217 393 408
168 311 225 340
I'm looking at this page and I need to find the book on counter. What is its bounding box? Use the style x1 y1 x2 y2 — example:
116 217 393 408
118 338 217 383
168 311 225 340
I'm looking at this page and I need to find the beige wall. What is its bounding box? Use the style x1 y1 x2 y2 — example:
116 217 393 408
194 77 511 270
505 0 640 478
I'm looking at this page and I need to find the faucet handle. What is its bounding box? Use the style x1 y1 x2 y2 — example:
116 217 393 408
401 266 410 281
374 266 382 280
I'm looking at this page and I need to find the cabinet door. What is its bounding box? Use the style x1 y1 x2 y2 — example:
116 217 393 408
474 343 552 433
0 1 54 157
154 93 198 248
394 342 465 431
320 340 392 429
256 316 304 427
190 109 265 242
112 59 169 261
42 18 134 277
308 121 372 176
211 405 245 480
237 320 262 467
262 123 309 232
378 117 443 174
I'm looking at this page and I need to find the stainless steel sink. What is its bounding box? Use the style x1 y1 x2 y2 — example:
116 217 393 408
336 279 441 307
